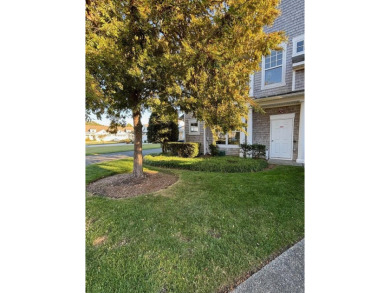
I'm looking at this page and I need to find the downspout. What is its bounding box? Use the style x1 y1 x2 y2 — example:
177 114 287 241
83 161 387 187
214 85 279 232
203 122 207 155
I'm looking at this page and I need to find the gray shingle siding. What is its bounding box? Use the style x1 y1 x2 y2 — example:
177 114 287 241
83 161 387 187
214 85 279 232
253 0 305 98
184 113 213 154
295 69 304 90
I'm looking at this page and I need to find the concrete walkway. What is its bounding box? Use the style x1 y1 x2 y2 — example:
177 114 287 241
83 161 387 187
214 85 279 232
232 239 304 293
267 159 304 166
86 148 162 165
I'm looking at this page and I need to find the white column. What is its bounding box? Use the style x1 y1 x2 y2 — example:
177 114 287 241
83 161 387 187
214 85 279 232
183 114 186 142
292 70 296 91
296 101 305 163
247 107 253 145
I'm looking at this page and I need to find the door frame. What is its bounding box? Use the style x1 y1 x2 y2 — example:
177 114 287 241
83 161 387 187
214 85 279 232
269 113 295 160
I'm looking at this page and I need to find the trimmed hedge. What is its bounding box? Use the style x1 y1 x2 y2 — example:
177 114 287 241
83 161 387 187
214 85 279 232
240 143 267 159
144 155 268 173
165 142 200 158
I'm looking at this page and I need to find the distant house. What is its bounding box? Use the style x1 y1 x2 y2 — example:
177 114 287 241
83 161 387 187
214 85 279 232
85 124 134 142
142 124 148 143
184 0 304 164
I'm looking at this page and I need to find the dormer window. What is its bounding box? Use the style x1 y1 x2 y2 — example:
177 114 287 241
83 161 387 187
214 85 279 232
261 43 287 90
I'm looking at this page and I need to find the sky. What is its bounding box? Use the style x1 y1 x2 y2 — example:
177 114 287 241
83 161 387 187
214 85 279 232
89 110 151 126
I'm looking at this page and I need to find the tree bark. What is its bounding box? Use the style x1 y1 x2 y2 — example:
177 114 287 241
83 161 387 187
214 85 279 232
132 110 144 178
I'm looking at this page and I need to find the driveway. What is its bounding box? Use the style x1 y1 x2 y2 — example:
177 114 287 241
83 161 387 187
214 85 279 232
86 148 162 165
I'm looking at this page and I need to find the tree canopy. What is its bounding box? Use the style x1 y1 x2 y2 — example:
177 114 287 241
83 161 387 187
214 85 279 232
147 105 179 151
86 0 284 177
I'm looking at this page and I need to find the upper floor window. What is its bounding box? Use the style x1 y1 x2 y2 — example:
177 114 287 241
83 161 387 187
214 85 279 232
261 44 287 90
292 35 304 57
189 119 200 135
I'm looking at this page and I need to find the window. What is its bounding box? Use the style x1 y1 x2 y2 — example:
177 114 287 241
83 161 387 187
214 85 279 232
292 35 304 57
188 119 200 135
261 44 286 90
217 131 240 146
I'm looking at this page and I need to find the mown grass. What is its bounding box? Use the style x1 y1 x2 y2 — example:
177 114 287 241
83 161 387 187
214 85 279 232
86 158 304 292
86 143 161 156
144 155 268 172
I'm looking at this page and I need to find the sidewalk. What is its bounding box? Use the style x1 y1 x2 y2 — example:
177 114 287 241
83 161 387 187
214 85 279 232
232 239 304 293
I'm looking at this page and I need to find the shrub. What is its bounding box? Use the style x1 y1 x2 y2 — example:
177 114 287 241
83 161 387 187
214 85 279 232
240 143 251 158
144 155 268 172
209 144 219 156
252 144 266 159
165 142 200 158
240 143 267 159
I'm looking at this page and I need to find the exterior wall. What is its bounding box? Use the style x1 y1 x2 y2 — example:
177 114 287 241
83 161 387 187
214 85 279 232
184 113 213 154
184 112 204 145
219 147 240 156
253 0 304 98
184 113 236 155
295 69 304 90
252 104 301 160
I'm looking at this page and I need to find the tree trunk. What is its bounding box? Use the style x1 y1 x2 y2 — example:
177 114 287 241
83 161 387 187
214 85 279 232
132 110 144 178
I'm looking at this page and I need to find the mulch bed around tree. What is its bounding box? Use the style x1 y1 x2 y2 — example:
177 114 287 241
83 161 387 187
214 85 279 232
87 171 178 199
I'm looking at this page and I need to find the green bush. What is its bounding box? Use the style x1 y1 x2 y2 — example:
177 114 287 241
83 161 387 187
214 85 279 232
165 142 200 158
144 155 268 173
240 143 266 159
209 144 219 156
252 144 266 159
240 143 251 158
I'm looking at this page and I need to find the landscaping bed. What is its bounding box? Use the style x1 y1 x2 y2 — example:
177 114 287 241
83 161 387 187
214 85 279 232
144 155 268 172
86 158 304 292
87 170 178 198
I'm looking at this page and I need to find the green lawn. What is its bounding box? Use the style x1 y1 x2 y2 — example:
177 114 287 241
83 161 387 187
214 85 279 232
86 143 161 156
86 158 304 292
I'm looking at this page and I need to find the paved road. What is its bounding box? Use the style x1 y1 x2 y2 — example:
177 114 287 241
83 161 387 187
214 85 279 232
86 148 162 165
86 143 128 148
86 143 158 148
232 239 304 293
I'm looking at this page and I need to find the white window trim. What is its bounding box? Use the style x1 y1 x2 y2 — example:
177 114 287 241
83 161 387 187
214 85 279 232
261 43 287 90
188 118 200 135
216 132 240 148
218 144 239 149
292 34 304 57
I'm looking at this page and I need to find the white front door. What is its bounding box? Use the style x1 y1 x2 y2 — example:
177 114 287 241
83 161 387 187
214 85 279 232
270 116 294 159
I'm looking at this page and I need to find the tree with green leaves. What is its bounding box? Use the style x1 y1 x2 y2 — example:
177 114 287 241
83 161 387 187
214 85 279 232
86 0 284 178
147 106 179 152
